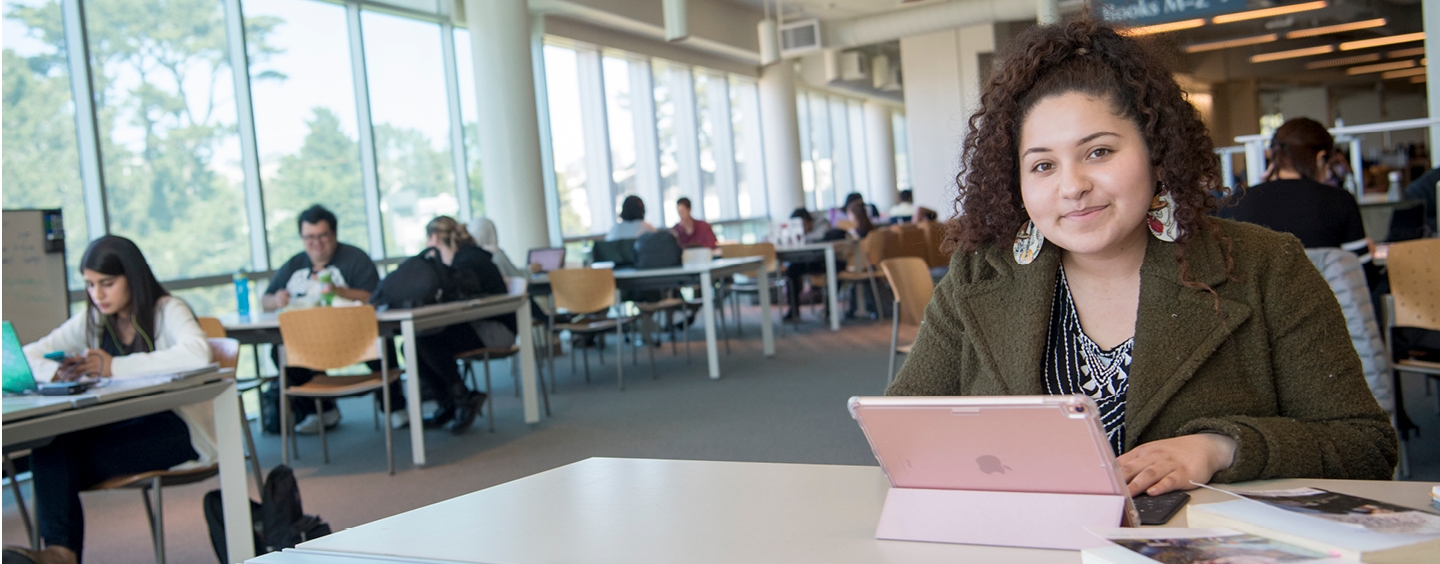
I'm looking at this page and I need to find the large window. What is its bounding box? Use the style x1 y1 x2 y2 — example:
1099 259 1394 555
454 28 483 218
246 0 368 268
729 77 765 219
652 59 682 226
894 111 911 192
545 44 591 237
362 10 456 257
3 0 87 287
84 0 251 283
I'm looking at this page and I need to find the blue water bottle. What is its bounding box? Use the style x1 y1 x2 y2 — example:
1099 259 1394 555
233 271 250 316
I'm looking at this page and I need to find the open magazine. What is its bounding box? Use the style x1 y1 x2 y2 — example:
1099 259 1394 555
1216 487 1440 536
1083 528 1347 564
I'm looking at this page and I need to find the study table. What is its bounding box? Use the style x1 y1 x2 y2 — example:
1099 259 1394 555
220 292 540 468
528 256 773 379
247 457 1440 564
774 241 842 332
3 368 255 563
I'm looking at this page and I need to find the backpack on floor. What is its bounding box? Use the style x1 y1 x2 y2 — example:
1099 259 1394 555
203 465 332 562
203 490 263 562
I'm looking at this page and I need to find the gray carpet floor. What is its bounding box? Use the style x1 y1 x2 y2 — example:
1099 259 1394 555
4 306 1438 563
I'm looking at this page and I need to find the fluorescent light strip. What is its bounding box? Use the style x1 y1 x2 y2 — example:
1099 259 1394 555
1382 67 1428 79
1251 45 1335 63
1213 1 1327 25
1340 32 1425 51
1346 60 1416 75
1389 47 1427 59
1285 18 1386 39
1124 18 1206 36
1305 53 1381 69
1184 34 1279 54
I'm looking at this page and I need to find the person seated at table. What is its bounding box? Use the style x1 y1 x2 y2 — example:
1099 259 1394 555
414 216 514 433
1400 166 1438 237
782 208 847 321
606 196 656 241
11 236 215 564
886 18 1396 497
1216 118 1379 291
469 216 525 279
846 199 874 239
672 197 717 249
887 190 916 223
261 204 396 433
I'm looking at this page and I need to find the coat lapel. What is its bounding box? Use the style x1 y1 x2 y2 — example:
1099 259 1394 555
1126 233 1250 447
952 243 1060 396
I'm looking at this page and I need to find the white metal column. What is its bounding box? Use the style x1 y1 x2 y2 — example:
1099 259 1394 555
577 48 616 234
734 79 768 218
530 17 563 246
673 65 703 207
828 97 854 201
224 0 269 270
847 100 870 207
346 4 386 259
864 102 897 213
440 22 473 223
629 58 665 227
708 73 740 220
759 62 804 216
61 0 108 240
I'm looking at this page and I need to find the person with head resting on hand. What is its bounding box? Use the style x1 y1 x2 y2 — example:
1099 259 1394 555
886 18 1396 498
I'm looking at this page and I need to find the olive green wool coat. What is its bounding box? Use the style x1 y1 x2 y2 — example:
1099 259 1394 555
886 219 1397 483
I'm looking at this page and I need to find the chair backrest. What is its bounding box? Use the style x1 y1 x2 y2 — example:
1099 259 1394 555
719 242 779 274
277 305 381 371
197 316 227 339
890 224 930 261
1387 238 1440 332
549 268 617 314
880 257 935 327
852 230 891 270
1305 248 1393 414
207 337 241 370
591 239 636 267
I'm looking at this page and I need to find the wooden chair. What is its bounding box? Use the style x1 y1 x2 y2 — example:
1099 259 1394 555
1383 238 1440 478
455 277 551 432
880 258 935 384
277 305 398 475
836 231 889 320
197 316 227 339
889 224 930 261
919 223 951 270
549 268 653 390
720 243 791 335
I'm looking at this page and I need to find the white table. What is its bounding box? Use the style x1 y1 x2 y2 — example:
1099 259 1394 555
221 292 539 468
775 241 841 331
247 457 1440 564
530 256 774 379
4 369 255 564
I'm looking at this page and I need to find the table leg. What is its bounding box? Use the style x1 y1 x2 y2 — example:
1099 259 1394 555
518 300 540 424
825 245 840 332
701 271 720 379
402 321 425 467
758 265 775 357
213 382 255 563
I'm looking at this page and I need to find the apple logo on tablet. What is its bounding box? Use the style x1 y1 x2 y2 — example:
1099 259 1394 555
976 455 1011 475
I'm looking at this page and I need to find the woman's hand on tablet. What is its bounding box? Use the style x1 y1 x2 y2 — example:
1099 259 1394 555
1117 433 1236 497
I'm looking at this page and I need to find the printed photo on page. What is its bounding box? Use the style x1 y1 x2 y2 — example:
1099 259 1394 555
1229 488 1440 535
1087 528 1344 564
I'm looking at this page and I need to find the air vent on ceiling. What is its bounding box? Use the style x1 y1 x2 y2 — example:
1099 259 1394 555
780 19 822 58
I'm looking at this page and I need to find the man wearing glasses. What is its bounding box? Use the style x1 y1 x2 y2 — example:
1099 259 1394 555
262 204 386 433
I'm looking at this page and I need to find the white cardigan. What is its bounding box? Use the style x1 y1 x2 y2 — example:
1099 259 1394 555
23 296 218 468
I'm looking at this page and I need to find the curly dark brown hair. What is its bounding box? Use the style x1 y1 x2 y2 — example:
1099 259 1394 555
946 18 1231 289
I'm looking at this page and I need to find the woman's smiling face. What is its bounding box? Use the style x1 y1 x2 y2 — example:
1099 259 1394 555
1018 91 1156 260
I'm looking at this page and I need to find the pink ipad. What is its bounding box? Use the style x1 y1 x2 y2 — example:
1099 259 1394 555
849 395 1130 499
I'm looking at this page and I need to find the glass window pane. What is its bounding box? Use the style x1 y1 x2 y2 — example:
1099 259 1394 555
454 28 483 218
797 91 814 204
652 59 681 225
828 96 853 202
808 92 834 210
246 0 368 269
603 55 637 218
848 100 868 203
3 0 87 288
693 72 719 219
544 44 589 237
729 77 765 219
86 0 250 282
894 112 910 191
363 10 456 257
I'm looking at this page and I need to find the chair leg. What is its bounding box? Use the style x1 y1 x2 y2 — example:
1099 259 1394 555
888 300 901 385
484 353 495 433
239 397 264 495
382 362 395 476
317 399 329 464
143 476 165 564
616 322 625 391
648 325 658 380
372 398 379 431
512 353 521 398
668 309 679 357
582 345 591 383
3 454 38 550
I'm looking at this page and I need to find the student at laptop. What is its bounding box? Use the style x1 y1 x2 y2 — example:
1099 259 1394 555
672 197 716 249
261 204 390 433
469 216 525 279
886 19 1395 498
12 236 213 564
606 195 655 241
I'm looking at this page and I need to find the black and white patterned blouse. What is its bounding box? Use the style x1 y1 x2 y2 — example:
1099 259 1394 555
1043 267 1134 455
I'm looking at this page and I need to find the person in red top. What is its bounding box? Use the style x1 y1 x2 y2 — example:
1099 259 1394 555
672 197 717 249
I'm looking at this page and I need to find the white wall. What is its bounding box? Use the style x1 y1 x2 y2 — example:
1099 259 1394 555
898 23 993 218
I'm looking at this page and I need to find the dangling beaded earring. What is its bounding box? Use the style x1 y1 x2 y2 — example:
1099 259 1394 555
1147 187 1181 242
1013 219 1045 265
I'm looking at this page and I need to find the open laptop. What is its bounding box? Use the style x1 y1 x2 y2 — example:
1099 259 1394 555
2 321 39 395
527 247 566 273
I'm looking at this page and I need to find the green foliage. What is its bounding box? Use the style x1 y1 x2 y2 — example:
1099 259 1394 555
263 107 366 267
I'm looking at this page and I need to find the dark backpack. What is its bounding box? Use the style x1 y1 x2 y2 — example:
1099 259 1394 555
203 465 331 562
633 230 682 269
370 250 454 310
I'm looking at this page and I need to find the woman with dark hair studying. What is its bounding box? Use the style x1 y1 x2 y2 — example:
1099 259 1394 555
887 19 1394 498
11 236 214 564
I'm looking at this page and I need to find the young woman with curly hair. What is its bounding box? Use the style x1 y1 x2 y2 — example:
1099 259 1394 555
886 18 1395 497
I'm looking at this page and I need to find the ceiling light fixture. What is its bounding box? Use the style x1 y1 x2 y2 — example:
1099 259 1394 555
1305 53 1381 69
1212 1 1327 25
1382 67 1428 79
1251 45 1336 63
1340 32 1425 51
1389 47 1427 59
1345 60 1416 75
1184 34 1279 53
1285 18 1386 39
1123 18 1206 36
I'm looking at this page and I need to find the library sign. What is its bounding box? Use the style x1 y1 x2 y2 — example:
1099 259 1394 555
1098 0 1244 26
